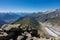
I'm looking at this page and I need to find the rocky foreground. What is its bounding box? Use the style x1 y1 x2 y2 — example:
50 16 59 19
0 24 56 40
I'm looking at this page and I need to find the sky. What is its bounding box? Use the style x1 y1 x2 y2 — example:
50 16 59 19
0 0 60 13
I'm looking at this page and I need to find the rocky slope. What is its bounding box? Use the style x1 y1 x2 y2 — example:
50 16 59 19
0 17 54 40
45 16 60 36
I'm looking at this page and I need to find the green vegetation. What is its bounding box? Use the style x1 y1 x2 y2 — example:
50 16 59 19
14 17 40 29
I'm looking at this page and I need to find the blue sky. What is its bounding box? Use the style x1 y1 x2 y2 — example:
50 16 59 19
0 0 60 12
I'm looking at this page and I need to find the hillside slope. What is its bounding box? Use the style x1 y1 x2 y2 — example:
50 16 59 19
40 16 60 37
14 17 40 28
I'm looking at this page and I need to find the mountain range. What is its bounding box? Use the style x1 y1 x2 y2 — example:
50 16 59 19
0 9 60 40
0 13 28 27
0 9 60 27
0 9 60 26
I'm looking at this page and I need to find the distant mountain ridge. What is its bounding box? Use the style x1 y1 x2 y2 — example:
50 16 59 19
30 9 60 22
0 9 60 27
0 13 28 27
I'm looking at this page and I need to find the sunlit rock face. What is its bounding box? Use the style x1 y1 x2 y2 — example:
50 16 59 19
0 23 54 40
0 29 8 37
1 24 21 31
